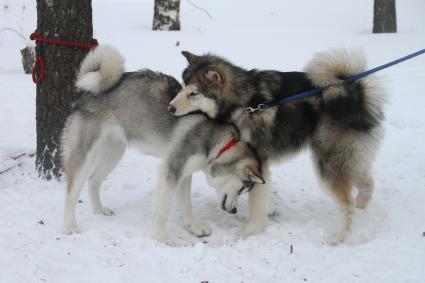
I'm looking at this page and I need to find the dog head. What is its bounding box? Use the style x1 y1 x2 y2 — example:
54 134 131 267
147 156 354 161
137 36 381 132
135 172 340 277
168 51 253 119
204 141 265 214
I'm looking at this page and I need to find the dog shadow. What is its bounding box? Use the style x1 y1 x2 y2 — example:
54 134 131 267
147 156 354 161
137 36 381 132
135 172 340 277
76 181 388 248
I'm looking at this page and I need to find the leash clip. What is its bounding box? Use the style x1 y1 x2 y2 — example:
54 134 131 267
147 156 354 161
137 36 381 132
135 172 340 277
245 103 267 114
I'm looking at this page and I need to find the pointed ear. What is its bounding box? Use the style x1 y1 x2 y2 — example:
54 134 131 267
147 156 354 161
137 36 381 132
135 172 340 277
246 164 265 184
204 70 223 85
181 51 200 64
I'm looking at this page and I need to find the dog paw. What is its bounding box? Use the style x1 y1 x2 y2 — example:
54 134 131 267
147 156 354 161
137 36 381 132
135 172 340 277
240 222 265 240
153 228 168 243
355 191 372 209
355 202 367 209
184 220 212 237
94 206 114 216
63 225 81 235
355 198 369 209
154 236 174 246
325 231 346 245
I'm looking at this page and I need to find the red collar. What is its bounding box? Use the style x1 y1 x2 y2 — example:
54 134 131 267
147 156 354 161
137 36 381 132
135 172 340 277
215 139 238 159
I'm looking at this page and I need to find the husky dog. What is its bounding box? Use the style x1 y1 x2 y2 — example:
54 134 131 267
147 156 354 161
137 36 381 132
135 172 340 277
168 49 385 243
60 46 266 242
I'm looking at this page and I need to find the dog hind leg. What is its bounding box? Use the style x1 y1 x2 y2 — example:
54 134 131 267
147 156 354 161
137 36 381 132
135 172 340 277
63 154 93 235
323 176 354 245
88 135 126 216
354 173 374 209
63 115 101 234
176 175 212 237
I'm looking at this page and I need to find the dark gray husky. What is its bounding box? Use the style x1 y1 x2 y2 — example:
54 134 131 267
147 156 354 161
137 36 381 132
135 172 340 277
60 46 265 242
168 49 385 243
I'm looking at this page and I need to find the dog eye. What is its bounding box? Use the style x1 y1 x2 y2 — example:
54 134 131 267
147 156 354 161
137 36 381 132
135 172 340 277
189 92 199 97
243 181 255 191
238 181 255 195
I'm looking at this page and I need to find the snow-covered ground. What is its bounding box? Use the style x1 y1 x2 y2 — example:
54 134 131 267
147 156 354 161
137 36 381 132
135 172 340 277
1 0 425 282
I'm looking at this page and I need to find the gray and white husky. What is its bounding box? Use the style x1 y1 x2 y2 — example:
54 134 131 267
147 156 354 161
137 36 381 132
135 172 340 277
60 46 265 241
168 49 386 243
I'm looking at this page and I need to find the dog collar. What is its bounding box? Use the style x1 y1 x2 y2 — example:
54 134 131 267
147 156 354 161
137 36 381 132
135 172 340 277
215 139 238 159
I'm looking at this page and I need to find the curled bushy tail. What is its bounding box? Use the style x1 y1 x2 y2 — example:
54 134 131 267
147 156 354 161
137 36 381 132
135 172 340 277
76 45 125 94
304 48 367 87
305 49 385 130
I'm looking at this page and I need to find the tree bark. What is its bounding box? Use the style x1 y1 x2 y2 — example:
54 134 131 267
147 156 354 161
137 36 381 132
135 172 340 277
20 46 35 74
153 0 181 31
373 0 397 33
35 0 94 180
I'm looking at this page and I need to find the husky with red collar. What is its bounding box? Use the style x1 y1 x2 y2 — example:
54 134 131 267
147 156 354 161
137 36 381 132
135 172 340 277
60 46 265 242
168 49 385 244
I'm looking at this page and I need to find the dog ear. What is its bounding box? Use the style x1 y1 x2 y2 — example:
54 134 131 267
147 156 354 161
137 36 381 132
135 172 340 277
245 164 265 184
181 51 200 65
204 70 223 85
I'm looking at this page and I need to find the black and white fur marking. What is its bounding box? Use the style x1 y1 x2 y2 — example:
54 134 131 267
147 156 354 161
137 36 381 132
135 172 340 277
169 49 385 243
60 46 265 242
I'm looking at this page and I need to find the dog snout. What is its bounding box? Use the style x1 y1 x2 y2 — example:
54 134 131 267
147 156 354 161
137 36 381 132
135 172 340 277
221 194 237 214
221 194 227 211
167 104 176 114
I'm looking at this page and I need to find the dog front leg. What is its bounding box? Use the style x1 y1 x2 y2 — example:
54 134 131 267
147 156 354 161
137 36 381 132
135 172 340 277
176 175 212 237
152 165 179 242
241 165 270 239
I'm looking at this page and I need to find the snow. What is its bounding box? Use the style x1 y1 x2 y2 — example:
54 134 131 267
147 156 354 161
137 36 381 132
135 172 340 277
1 0 425 282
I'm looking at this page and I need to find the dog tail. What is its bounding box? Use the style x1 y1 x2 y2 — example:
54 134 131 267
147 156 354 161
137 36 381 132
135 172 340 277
304 48 385 129
304 48 369 88
75 45 125 94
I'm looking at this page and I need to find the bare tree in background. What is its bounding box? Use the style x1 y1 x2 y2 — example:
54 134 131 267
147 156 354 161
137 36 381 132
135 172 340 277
35 0 94 180
373 0 397 33
153 0 180 30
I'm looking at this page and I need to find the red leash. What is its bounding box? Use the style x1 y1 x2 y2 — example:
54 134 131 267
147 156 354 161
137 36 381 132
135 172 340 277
29 32 98 84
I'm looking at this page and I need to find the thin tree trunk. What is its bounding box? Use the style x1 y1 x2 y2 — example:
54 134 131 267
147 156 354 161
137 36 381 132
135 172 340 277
373 0 397 33
20 46 35 74
35 0 94 180
153 0 180 31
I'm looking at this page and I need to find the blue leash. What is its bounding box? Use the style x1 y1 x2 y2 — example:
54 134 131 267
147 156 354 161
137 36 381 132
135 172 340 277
245 48 425 114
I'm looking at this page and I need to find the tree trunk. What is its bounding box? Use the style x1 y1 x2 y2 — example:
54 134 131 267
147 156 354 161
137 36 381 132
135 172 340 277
152 0 180 31
35 0 94 180
373 0 397 33
20 46 35 74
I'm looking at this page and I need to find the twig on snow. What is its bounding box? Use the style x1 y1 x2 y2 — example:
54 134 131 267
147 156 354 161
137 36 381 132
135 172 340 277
11 152 35 160
11 153 26 160
0 152 35 175
13 241 33 251
0 163 22 175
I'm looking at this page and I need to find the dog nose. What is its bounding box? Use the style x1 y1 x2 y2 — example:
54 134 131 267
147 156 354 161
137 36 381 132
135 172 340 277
230 207 237 214
167 105 176 114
